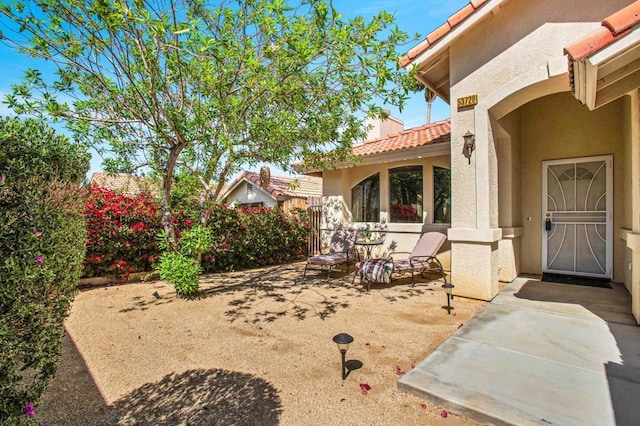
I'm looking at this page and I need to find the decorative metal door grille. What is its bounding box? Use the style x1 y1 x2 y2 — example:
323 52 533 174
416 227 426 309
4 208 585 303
542 157 612 278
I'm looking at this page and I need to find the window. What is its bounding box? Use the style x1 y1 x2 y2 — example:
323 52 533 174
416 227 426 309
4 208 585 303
352 173 380 222
247 183 253 195
389 166 423 223
433 166 451 223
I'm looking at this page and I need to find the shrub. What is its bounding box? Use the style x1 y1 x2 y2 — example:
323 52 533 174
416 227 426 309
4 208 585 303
83 187 163 278
156 226 213 297
0 117 89 422
204 205 309 271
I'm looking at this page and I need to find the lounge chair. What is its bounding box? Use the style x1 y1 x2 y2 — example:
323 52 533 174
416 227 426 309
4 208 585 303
303 227 357 280
352 231 448 289
390 232 448 287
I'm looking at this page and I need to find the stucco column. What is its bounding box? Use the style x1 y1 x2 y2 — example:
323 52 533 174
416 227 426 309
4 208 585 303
448 106 502 300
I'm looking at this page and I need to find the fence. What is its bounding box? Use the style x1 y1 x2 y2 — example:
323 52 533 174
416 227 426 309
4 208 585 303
307 196 322 256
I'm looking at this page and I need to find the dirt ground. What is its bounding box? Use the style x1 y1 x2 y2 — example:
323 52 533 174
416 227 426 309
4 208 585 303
36 261 486 425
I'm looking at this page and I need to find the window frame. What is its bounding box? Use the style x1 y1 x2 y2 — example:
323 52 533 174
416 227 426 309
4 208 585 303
351 173 380 223
388 165 424 224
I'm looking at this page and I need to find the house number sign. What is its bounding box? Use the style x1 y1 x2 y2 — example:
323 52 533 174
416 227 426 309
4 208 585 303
457 94 478 110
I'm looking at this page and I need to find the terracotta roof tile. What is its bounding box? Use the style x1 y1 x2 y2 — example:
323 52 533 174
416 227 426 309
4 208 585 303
603 1 640 35
564 1 639 96
399 1 488 67
352 120 450 158
448 4 476 28
230 171 322 200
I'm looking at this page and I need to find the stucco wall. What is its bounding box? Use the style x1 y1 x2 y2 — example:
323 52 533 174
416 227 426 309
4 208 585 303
448 0 630 230
518 93 626 279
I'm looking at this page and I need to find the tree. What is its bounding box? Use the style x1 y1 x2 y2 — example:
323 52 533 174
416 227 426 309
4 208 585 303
0 0 414 249
408 78 437 124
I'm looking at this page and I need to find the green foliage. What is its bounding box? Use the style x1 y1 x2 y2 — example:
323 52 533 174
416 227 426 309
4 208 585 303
157 251 201 297
204 205 309 271
0 117 89 422
156 225 213 297
0 0 415 242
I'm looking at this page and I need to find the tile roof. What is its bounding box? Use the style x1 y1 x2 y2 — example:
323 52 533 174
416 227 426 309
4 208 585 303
352 119 450 158
563 1 640 61
89 172 160 197
231 171 322 199
399 0 488 67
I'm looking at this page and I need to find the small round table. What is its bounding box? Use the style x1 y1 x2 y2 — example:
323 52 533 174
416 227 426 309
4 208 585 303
355 239 384 259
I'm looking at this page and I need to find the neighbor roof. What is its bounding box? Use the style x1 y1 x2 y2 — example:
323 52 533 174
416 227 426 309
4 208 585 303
352 119 451 158
224 171 322 201
89 172 160 197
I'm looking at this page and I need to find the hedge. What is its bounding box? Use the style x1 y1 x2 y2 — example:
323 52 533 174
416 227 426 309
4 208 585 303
0 117 90 422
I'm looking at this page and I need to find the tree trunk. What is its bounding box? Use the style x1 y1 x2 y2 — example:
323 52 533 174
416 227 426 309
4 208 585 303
160 146 183 251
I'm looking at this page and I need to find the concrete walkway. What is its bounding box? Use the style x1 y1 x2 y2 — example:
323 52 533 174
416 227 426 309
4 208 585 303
398 277 640 425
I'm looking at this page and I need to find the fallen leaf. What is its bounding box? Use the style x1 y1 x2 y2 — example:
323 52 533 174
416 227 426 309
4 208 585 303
410 362 415 369
457 323 463 329
441 410 448 418
395 365 404 376
420 403 427 409
365 342 371 346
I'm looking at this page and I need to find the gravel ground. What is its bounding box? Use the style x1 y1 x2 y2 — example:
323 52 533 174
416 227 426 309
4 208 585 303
37 261 485 425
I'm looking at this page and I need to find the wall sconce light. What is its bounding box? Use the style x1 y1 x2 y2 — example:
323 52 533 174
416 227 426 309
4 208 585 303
463 131 475 164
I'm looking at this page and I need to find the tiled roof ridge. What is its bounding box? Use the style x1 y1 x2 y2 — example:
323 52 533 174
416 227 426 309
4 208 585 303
564 1 640 61
352 119 451 159
355 119 451 148
399 0 488 67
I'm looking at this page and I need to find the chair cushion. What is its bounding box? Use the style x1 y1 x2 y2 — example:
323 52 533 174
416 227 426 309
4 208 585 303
307 253 348 265
356 258 393 284
393 258 429 272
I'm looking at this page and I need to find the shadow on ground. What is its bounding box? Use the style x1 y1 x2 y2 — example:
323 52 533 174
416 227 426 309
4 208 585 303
114 369 282 426
195 262 441 324
38 333 282 425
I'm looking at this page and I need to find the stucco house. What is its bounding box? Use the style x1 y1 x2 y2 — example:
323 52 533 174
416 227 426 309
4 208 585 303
397 0 640 323
306 0 640 324
221 171 322 212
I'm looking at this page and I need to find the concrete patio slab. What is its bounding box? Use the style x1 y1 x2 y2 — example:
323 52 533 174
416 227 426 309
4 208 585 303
399 277 640 425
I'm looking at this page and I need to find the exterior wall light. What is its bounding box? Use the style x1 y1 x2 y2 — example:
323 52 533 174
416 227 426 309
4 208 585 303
463 131 475 164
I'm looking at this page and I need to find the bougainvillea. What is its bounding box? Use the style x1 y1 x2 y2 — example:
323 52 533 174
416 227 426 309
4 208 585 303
83 187 164 278
83 191 309 277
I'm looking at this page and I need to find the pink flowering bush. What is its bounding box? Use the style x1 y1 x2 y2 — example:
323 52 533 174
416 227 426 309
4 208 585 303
83 187 165 278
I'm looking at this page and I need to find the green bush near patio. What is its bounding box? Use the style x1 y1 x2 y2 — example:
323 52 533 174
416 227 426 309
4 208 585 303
203 205 310 272
0 117 89 422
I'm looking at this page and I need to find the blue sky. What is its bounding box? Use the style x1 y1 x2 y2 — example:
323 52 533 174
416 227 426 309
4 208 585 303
0 0 468 179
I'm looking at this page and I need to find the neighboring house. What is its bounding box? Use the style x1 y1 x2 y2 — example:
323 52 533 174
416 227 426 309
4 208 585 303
89 172 160 198
301 116 452 261
397 0 640 322
221 171 322 212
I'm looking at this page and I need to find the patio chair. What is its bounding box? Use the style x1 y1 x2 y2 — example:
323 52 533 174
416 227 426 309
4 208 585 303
390 231 448 287
303 227 357 280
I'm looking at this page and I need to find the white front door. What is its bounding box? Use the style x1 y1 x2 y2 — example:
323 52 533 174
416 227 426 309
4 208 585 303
542 156 612 278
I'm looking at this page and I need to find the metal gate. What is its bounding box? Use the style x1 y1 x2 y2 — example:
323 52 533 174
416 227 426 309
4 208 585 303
307 197 322 256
